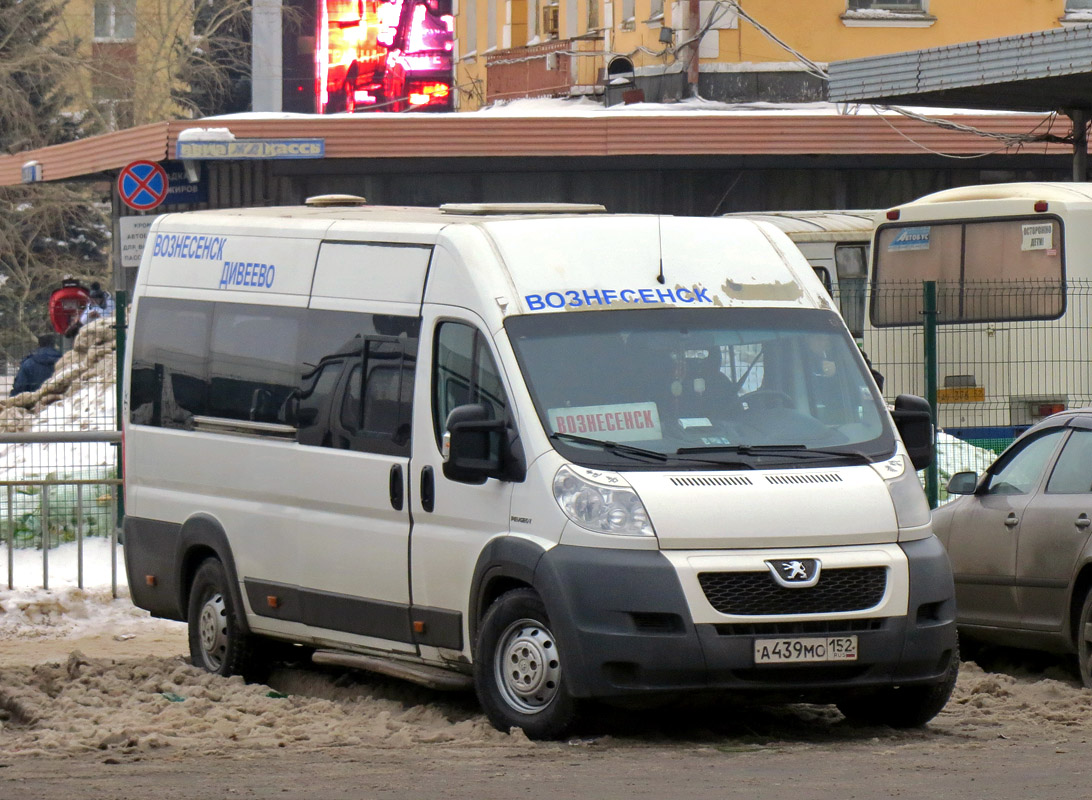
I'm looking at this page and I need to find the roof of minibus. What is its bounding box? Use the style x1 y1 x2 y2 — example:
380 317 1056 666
146 203 833 319
722 210 876 242
895 182 1092 210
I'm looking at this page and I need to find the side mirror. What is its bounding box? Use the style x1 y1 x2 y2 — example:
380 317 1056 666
442 403 523 484
891 394 934 471
946 471 978 495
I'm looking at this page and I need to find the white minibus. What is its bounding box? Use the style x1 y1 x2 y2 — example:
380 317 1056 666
123 200 956 738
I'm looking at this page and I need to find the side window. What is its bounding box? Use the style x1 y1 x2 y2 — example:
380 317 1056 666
985 429 1065 496
208 305 300 425
834 244 868 340
298 310 419 456
432 321 509 445
1046 430 1092 494
129 297 212 428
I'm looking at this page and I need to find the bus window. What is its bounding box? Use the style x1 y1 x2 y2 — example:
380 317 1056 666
834 243 868 339
872 217 1064 326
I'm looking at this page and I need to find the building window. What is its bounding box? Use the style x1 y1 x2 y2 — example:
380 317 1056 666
465 0 478 54
94 0 136 40
487 0 497 49
588 0 599 30
649 0 664 19
847 0 923 9
1068 1 1092 8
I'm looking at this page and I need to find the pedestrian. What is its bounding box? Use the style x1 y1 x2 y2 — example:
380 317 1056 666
66 282 115 338
10 333 62 396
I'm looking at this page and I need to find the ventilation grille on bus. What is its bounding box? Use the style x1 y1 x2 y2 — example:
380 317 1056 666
764 473 843 486
669 476 753 487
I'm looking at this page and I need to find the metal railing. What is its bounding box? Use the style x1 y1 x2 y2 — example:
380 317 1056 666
1 432 121 595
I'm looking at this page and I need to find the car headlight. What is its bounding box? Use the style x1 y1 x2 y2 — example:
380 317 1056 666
552 465 655 537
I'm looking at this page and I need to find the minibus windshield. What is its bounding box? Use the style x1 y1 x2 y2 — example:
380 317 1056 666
505 307 894 469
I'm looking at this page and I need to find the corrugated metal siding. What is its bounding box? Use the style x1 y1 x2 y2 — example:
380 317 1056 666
0 113 1078 187
829 25 1092 103
0 122 168 185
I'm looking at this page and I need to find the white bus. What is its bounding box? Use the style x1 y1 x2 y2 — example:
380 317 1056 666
869 182 1091 444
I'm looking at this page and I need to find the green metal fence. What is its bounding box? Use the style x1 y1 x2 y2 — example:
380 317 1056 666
848 278 1092 501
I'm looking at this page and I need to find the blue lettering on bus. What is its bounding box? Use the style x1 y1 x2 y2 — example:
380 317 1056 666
219 261 276 289
523 286 714 310
152 233 227 261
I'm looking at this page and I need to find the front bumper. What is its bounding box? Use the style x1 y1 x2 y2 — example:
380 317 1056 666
532 536 957 699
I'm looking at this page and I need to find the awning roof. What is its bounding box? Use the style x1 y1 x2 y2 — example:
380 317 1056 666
828 24 1092 112
0 111 1071 186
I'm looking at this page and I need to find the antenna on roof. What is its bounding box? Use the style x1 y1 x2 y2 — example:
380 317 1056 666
656 216 666 284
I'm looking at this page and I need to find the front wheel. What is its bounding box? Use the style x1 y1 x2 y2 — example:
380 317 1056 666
474 589 580 740
836 641 959 728
187 557 268 682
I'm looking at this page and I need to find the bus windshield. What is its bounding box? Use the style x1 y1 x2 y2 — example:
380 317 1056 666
504 307 894 469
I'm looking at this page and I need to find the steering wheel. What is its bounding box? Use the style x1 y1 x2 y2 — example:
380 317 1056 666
743 390 794 410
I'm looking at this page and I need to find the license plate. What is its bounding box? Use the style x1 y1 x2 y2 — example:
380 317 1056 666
753 635 858 664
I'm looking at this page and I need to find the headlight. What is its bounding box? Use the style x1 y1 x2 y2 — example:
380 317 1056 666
552 465 655 537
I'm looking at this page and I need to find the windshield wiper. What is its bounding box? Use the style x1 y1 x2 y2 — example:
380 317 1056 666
551 432 753 468
676 443 873 464
550 432 668 461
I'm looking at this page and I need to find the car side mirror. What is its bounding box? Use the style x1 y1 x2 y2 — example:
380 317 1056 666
891 394 934 471
442 403 524 484
946 471 978 495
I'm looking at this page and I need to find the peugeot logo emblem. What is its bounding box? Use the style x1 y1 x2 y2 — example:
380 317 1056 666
765 558 821 588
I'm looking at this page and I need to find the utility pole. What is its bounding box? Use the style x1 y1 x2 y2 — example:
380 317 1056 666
252 0 284 112
687 0 699 95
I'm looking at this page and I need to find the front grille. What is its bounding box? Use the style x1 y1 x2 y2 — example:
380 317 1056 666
698 567 887 615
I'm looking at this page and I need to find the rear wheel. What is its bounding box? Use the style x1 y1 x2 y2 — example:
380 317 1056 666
837 641 959 728
187 558 268 682
474 589 580 740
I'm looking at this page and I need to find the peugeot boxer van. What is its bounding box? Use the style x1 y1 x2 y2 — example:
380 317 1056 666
122 200 956 739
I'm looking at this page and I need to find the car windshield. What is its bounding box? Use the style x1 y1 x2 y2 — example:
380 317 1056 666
504 307 894 469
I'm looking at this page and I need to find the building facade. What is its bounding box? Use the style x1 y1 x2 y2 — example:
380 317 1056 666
453 0 1092 109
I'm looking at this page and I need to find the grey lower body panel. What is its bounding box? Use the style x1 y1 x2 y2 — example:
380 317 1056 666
534 536 958 700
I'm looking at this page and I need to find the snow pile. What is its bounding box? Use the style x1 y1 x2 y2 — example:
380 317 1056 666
0 317 115 435
935 430 996 481
0 653 525 756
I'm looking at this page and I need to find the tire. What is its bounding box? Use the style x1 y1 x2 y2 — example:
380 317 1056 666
474 588 580 740
836 640 959 728
187 558 268 682
1076 589 1092 688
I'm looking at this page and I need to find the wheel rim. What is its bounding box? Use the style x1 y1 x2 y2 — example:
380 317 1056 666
197 591 229 671
494 617 561 715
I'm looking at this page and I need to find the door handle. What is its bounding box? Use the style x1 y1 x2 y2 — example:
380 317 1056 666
420 465 435 513
389 464 404 511
1004 513 1019 528
1077 514 1092 530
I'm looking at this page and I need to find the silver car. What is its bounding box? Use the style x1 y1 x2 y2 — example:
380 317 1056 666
933 409 1092 685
